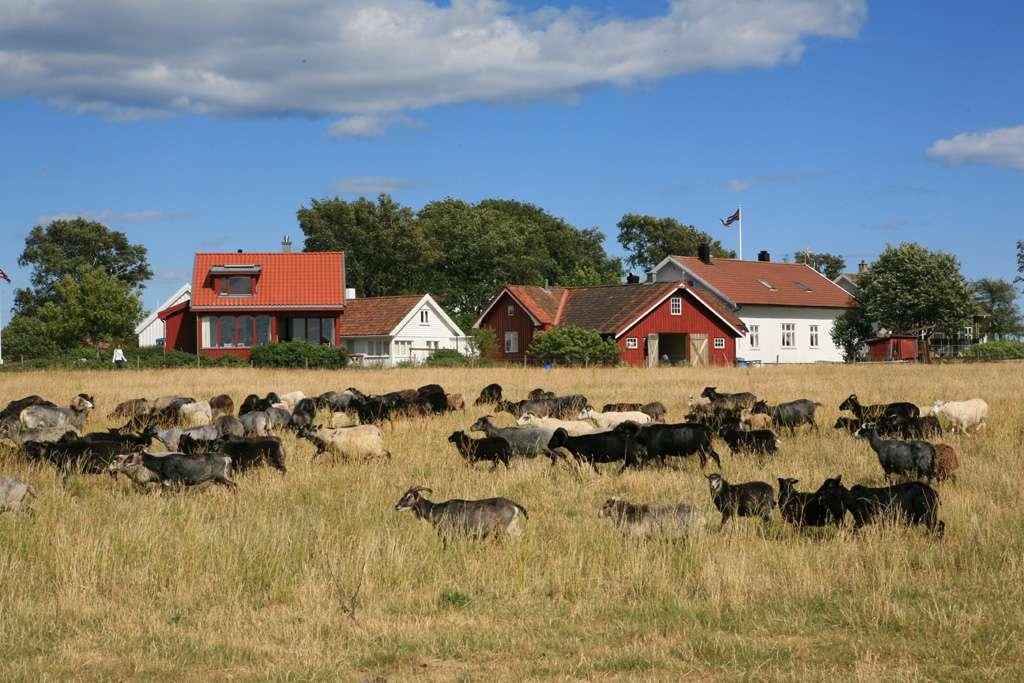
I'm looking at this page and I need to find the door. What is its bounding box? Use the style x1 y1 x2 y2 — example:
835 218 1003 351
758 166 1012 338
645 333 659 368
689 333 709 368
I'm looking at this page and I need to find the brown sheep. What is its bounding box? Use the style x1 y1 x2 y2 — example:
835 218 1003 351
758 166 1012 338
446 393 466 411
933 443 960 482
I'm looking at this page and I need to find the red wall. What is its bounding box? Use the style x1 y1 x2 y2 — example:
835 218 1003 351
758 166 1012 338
162 306 196 353
616 289 737 367
479 292 546 362
164 310 343 358
868 337 918 362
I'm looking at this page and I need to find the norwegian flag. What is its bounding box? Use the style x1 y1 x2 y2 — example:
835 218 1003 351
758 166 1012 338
720 208 741 228
0 268 10 283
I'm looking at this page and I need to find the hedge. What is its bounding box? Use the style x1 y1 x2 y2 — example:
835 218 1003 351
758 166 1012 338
962 340 1024 361
248 340 349 368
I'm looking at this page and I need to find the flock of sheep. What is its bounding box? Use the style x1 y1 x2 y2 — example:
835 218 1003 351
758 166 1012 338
0 381 989 546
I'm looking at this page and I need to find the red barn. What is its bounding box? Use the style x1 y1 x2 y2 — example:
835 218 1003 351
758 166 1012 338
866 334 921 362
159 251 346 358
474 282 744 367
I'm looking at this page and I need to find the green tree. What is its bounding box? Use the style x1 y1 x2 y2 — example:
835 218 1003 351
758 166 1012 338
857 243 974 336
617 214 734 273
1016 240 1023 289
297 194 434 297
972 278 1023 339
794 251 846 280
527 325 621 365
830 307 872 362
466 326 497 359
15 218 152 315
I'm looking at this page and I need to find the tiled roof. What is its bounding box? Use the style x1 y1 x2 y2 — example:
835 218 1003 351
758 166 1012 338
669 256 856 308
504 282 744 336
336 295 424 336
190 252 345 309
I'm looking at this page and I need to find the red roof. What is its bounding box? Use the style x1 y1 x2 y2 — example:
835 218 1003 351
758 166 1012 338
668 256 856 308
336 295 424 336
494 282 744 336
189 252 345 310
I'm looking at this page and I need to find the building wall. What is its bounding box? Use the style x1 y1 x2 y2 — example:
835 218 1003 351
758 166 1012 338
190 310 341 358
734 305 845 363
162 307 197 354
479 292 544 363
389 298 467 363
616 289 737 367
868 337 918 362
138 287 191 347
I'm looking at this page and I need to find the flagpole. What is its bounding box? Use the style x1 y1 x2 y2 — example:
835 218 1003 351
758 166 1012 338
738 204 743 260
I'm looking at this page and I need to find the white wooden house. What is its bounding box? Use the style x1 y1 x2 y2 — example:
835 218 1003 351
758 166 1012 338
337 294 469 366
136 283 191 347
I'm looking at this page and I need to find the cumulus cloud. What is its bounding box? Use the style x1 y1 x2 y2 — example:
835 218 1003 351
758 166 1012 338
726 170 825 193
36 209 187 224
926 125 1024 170
332 175 418 195
0 0 866 128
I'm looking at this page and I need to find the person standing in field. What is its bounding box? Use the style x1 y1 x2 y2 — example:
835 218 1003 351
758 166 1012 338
112 345 127 369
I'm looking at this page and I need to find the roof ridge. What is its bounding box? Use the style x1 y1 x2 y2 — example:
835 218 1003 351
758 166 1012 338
553 288 570 325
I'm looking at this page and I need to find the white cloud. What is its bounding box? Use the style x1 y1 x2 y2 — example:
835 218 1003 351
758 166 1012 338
726 171 825 193
0 0 866 130
327 114 420 138
926 125 1024 170
37 209 186 225
331 175 418 195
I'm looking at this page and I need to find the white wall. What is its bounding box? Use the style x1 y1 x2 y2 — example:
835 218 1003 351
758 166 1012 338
390 299 467 363
137 318 166 347
735 305 845 364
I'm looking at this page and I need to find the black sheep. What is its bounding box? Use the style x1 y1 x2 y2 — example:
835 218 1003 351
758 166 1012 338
855 425 936 482
778 476 846 528
839 480 944 536
751 399 820 432
474 383 503 406
833 416 861 434
706 473 775 529
447 431 512 470
717 426 778 456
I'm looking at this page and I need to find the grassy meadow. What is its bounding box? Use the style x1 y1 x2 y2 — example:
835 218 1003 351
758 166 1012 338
0 363 1022 681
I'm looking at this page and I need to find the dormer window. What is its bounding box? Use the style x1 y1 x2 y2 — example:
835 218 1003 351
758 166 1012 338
220 276 253 296
757 279 776 291
794 281 812 292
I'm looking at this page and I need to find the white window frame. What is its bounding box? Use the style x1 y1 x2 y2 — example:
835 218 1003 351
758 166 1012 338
507 304 516 317
504 331 519 353
713 337 725 349
625 337 638 349
669 297 682 316
809 325 819 348
419 309 429 325
781 323 796 349
395 340 412 356
748 324 759 349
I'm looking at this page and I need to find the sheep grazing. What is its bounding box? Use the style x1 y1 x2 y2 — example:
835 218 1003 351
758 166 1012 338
751 399 821 432
0 477 37 514
239 392 280 415
528 388 555 400
469 415 558 461
706 474 775 529
833 416 862 434
19 394 94 432
209 394 234 419
598 497 703 539
839 480 944 536
179 400 213 427
777 476 846 528
264 407 292 430
215 415 245 439
740 409 773 431
517 414 603 436
288 398 317 430
839 394 919 421
239 411 271 437
394 486 528 545
933 443 960 482
107 398 150 421
877 414 942 440
447 431 512 470
278 391 306 412
717 426 778 457
931 399 988 434
700 387 757 411
855 424 936 482
445 393 466 412
578 408 652 430
296 424 390 461
474 383 503 406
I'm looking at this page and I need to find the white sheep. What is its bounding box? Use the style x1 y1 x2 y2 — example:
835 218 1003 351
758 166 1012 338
517 414 604 436
932 399 988 434
19 394 93 432
278 391 306 412
578 408 652 429
179 400 213 427
300 425 389 461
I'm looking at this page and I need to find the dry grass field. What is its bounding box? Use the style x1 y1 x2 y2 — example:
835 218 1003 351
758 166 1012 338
1 363 1022 681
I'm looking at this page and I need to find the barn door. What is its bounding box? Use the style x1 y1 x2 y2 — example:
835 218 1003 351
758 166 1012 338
646 333 659 368
689 333 709 367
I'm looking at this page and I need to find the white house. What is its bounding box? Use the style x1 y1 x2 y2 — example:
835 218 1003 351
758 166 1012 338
650 251 857 364
136 283 191 347
337 293 469 366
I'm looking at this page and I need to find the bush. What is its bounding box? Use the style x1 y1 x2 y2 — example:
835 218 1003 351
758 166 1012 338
249 340 349 368
963 340 1024 361
424 348 470 367
527 325 621 366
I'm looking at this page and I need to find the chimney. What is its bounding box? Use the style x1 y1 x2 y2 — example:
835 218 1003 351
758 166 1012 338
858 260 867 273
758 250 770 262
698 243 711 265
626 272 640 284
543 278 550 292
236 249 243 253
281 235 292 253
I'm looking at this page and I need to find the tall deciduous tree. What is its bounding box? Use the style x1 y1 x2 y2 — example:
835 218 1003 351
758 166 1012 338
617 214 733 273
972 278 1023 339
15 218 152 314
794 251 846 280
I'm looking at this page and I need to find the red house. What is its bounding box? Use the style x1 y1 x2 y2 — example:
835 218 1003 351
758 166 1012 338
866 334 922 363
474 282 745 367
159 251 346 358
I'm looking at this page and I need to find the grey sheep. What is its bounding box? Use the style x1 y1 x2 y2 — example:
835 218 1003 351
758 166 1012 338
855 424 936 482
0 477 37 514
394 486 528 547
598 497 702 539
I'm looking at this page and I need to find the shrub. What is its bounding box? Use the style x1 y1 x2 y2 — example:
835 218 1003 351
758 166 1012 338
424 348 470 367
466 327 497 358
249 340 349 368
963 340 1024 361
527 325 621 366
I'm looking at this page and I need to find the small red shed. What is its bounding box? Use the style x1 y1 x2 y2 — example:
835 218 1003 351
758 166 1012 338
866 334 921 362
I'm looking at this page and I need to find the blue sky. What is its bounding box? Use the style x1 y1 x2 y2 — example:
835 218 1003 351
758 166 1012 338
1 0 1022 314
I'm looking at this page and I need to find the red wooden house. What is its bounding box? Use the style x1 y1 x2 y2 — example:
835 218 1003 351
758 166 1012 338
474 282 745 367
159 251 346 358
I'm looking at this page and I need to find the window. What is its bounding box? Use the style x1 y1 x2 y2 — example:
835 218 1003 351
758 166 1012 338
626 337 639 349
782 323 796 348
395 340 412 356
714 337 725 349
289 318 336 345
201 315 272 349
237 315 254 347
809 324 819 348
419 309 429 324
795 281 812 292
504 331 519 353
507 305 516 317
366 339 387 356
255 316 271 345
748 324 759 349
669 297 682 316
963 326 973 338
427 340 439 350
758 279 776 291
219 276 253 296
219 315 236 347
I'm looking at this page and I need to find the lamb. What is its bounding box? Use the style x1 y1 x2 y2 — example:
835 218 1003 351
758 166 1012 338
469 415 558 461
717 426 778 456
777 476 846 528
706 473 775 529
516 413 603 436
474 383 503 406
855 424 936 482
598 497 703 539
19 394 94 432
445 393 466 412
209 394 234 419
393 486 528 546
179 400 213 427
578 408 652 430
447 431 512 470
296 424 390 461
0 477 37 514
931 399 988 434
740 409 774 431
933 443 960 482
